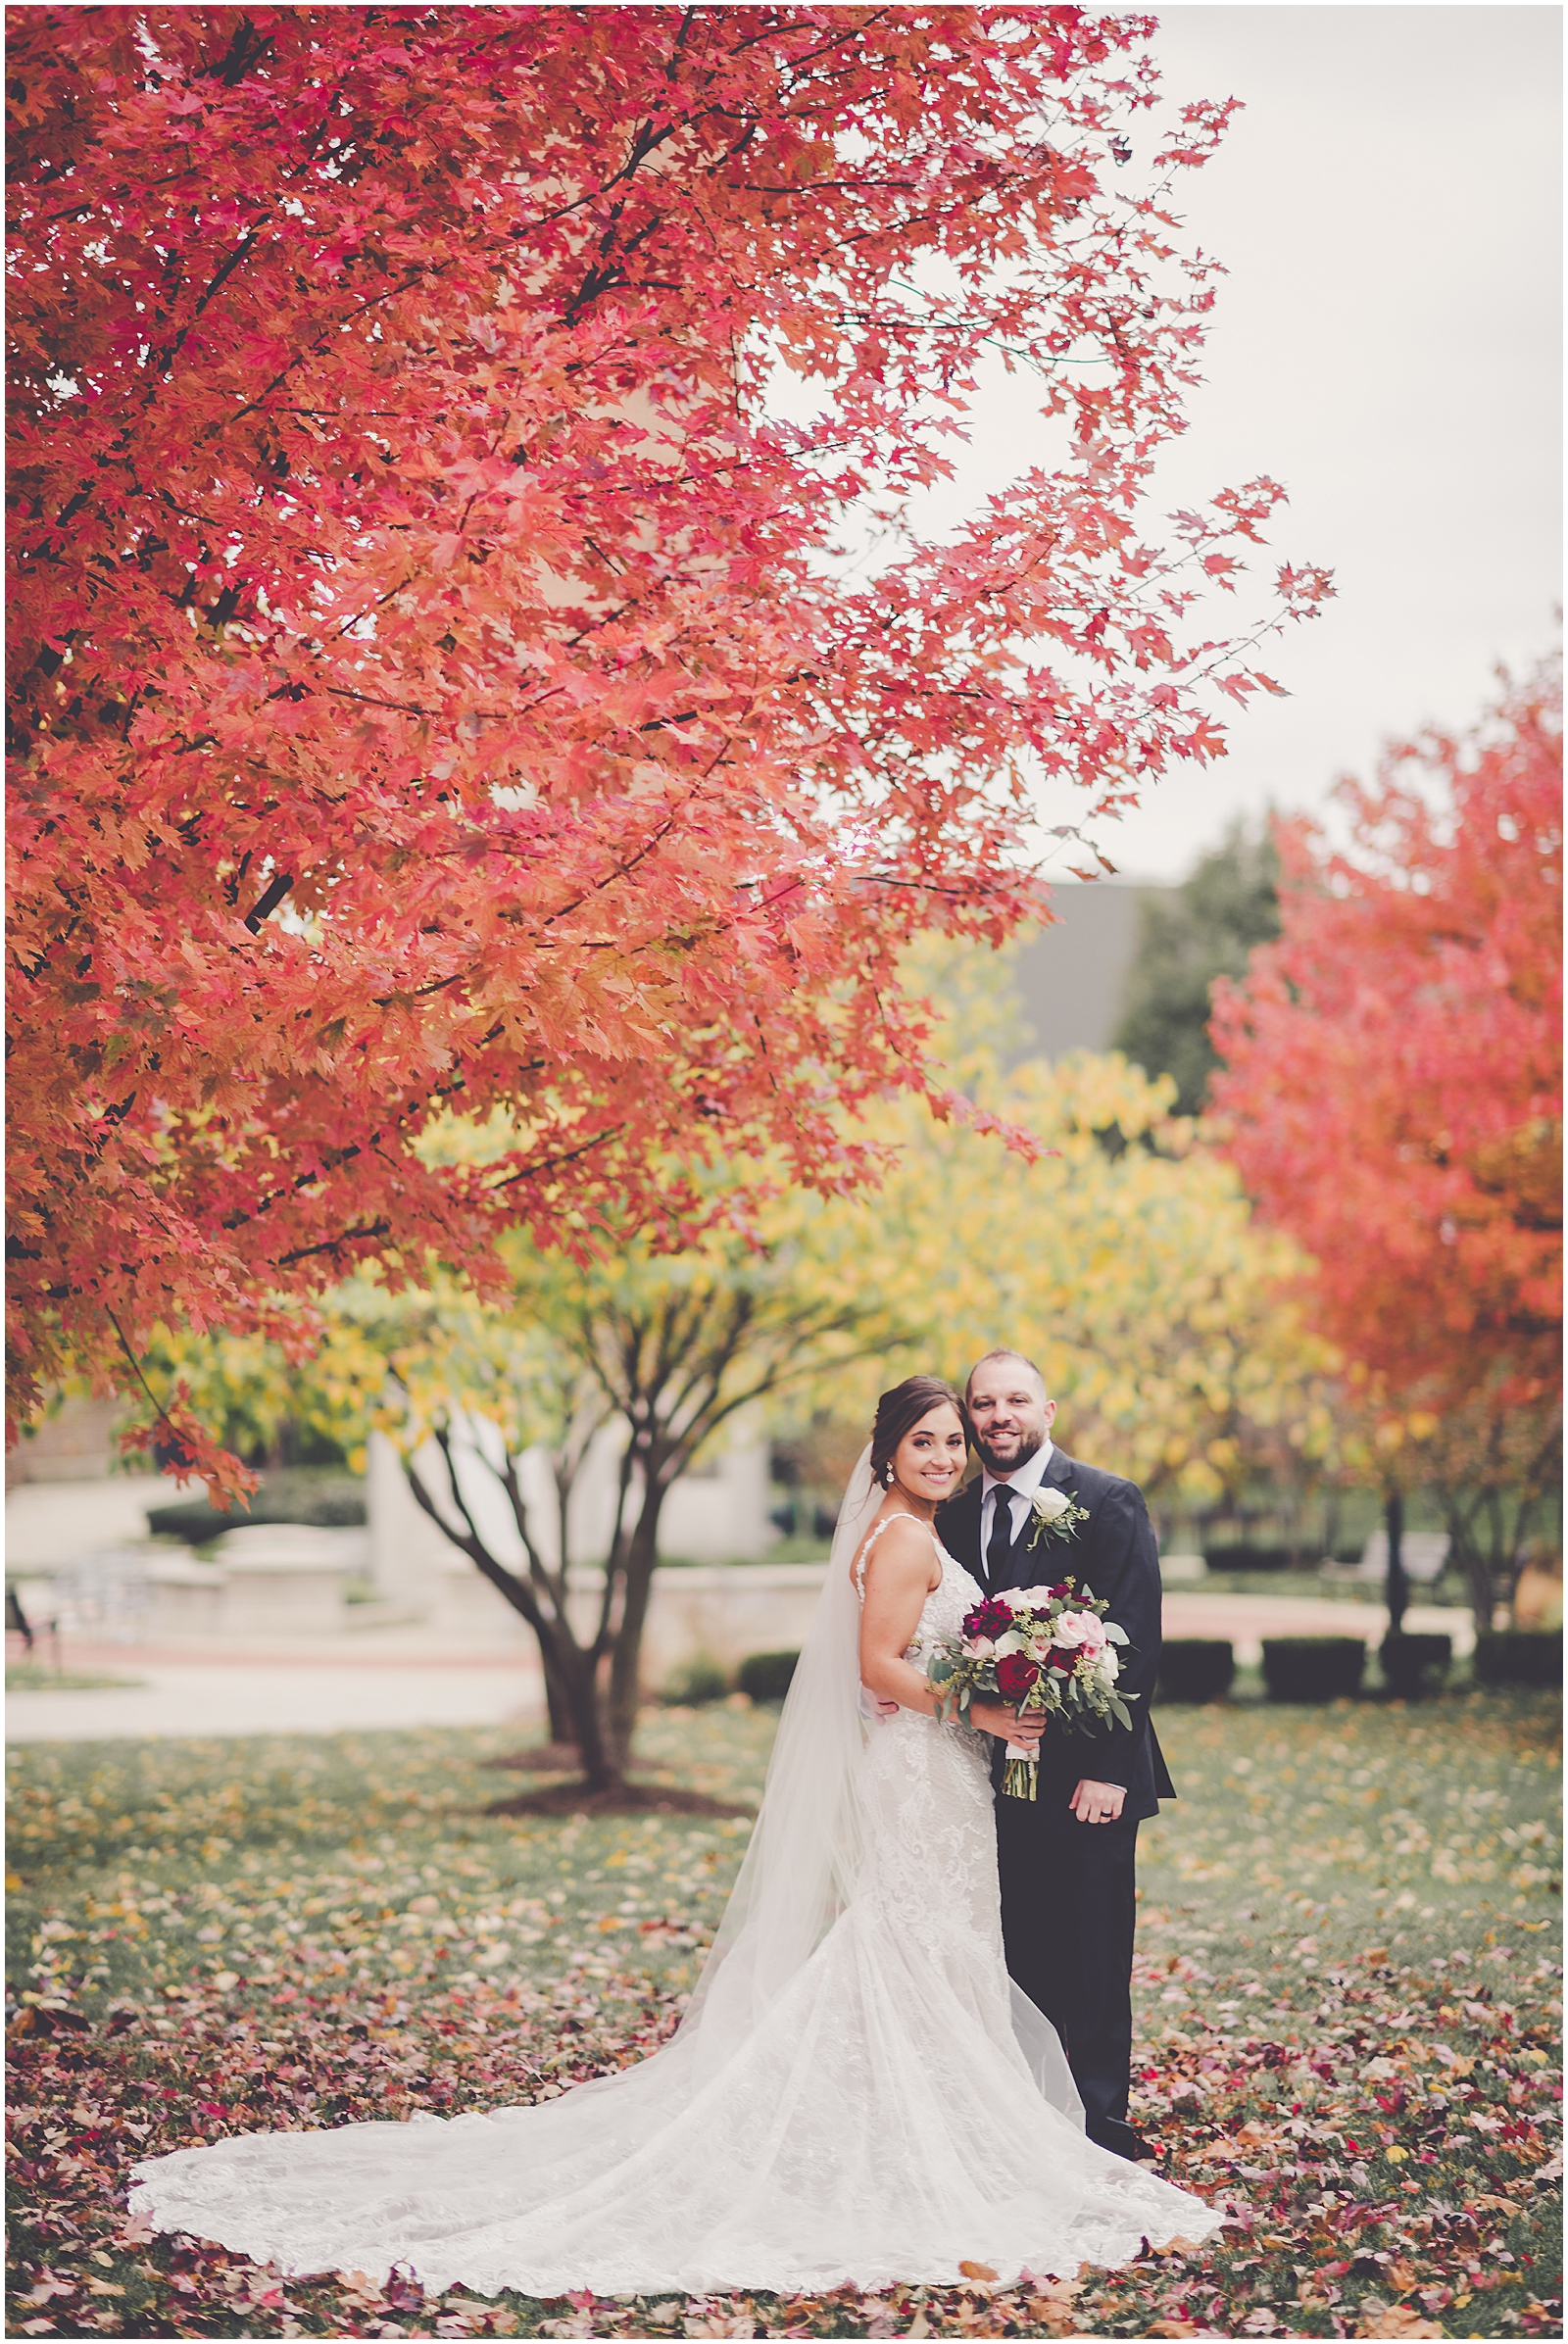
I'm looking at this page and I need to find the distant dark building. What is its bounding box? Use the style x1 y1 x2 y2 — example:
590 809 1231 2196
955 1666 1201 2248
1010 884 1166 1062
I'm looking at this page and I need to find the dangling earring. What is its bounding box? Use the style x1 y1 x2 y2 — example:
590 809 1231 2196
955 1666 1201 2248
882 1464 895 1488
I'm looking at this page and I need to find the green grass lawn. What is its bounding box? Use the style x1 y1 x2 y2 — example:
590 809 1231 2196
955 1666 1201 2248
6 1689 1560 2339
6 1667 148 1694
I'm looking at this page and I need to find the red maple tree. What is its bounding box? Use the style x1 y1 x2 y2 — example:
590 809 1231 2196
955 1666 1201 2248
8 6 1328 1491
1211 654 1563 1621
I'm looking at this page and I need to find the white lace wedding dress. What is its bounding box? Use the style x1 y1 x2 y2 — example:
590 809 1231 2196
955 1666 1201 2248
130 1507 1219 2295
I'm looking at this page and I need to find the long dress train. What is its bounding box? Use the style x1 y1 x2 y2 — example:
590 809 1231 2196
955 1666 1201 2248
130 1515 1219 2294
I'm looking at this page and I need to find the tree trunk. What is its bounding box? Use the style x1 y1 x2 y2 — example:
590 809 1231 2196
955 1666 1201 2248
553 1636 621 1792
540 1642 576 1747
481 1581 625 1793
1461 1538 1495 1638
1444 1503 1498 1637
405 1449 629 1794
608 1479 669 1761
1384 1489 1408 1636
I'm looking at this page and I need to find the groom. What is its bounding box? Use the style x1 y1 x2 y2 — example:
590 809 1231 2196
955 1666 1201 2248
939 1347 1172 2164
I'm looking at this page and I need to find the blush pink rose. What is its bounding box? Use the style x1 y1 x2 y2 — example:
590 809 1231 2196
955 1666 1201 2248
1052 1609 1107 1655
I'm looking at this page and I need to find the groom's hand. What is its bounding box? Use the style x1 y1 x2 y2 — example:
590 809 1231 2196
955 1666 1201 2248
1069 1778 1126 1824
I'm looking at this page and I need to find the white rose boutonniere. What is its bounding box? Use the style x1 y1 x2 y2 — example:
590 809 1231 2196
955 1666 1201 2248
1025 1485 1090 1553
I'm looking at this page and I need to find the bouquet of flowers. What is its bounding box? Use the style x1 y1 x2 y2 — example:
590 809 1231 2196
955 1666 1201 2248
922 1580 1137 1800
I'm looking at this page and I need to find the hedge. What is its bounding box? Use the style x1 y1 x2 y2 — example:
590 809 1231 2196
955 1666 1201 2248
1380 1631 1451 1699
1261 1636 1366 1703
662 1654 731 1705
1200 1543 1315 1574
737 1649 800 1703
1156 1640 1236 1703
1474 1631 1563 1687
146 1469 366 1543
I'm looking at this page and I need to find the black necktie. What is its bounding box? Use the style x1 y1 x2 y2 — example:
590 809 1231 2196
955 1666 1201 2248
986 1484 1015 1589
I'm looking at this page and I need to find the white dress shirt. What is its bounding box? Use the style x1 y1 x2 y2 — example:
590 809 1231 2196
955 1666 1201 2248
982 1439 1055 1556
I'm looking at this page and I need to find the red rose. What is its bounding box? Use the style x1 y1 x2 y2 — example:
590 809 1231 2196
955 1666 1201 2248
962 1597 1015 1641
996 1652 1040 1700
1048 1650 1075 1672
1049 1582 1070 1599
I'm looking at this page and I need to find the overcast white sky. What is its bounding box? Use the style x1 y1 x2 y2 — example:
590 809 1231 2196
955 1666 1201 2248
920 4 1564 884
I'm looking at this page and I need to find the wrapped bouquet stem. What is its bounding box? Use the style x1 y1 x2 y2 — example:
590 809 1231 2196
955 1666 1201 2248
923 1579 1137 1802
1000 1707 1046 1803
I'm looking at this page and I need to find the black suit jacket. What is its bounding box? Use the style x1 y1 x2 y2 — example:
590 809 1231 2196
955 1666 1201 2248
938 1445 1175 1824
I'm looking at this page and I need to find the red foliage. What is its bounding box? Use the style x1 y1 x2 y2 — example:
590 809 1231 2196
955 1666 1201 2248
1210 655 1562 1424
7 6 1329 1478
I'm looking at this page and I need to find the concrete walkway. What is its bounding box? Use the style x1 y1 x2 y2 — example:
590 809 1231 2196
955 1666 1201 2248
5 1594 1476 1747
6 1640 544 1744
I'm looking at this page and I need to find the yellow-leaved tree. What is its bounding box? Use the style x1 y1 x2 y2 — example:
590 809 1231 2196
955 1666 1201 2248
770 943 1338 1510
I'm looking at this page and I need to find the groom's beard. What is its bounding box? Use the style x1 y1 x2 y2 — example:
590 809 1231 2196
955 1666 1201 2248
972 1430 1045 1479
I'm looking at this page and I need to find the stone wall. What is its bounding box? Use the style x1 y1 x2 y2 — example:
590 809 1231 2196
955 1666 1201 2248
6 1396 121 1486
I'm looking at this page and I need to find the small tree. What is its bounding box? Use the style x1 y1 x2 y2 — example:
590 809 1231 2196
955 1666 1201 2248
1318 1377 1560 1636
1396 1388 1559 1634
1211 654 1563 1630
394 1235 891 1794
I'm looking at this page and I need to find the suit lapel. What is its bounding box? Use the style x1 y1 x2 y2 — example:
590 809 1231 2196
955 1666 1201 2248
1044 1445 1076 1492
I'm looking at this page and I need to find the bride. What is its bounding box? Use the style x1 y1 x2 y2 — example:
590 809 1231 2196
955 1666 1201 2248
131 1376 1219 2296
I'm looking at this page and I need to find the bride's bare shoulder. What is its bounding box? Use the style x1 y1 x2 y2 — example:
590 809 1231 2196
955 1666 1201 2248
855 1511 943 1595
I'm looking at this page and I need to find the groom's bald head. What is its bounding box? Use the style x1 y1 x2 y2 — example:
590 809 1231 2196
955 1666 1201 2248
965 1347 1048 1404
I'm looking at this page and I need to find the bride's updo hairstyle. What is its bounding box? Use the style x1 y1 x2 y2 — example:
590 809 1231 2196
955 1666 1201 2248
870 1376 968 1489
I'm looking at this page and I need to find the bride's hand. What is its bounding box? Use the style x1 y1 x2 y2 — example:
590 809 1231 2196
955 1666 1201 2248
969 1700 1044 1745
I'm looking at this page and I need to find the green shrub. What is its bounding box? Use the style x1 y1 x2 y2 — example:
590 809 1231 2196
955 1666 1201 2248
146 1469 366 1543
737 1649 800 1703
1262 1636 1366 1703
1200 1542 1311 1573
1156 1639 1236 1703
1379 1631 1451 1698
662 1654 731 1705
6 1664 144 1692
1474 1630 1562 1687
